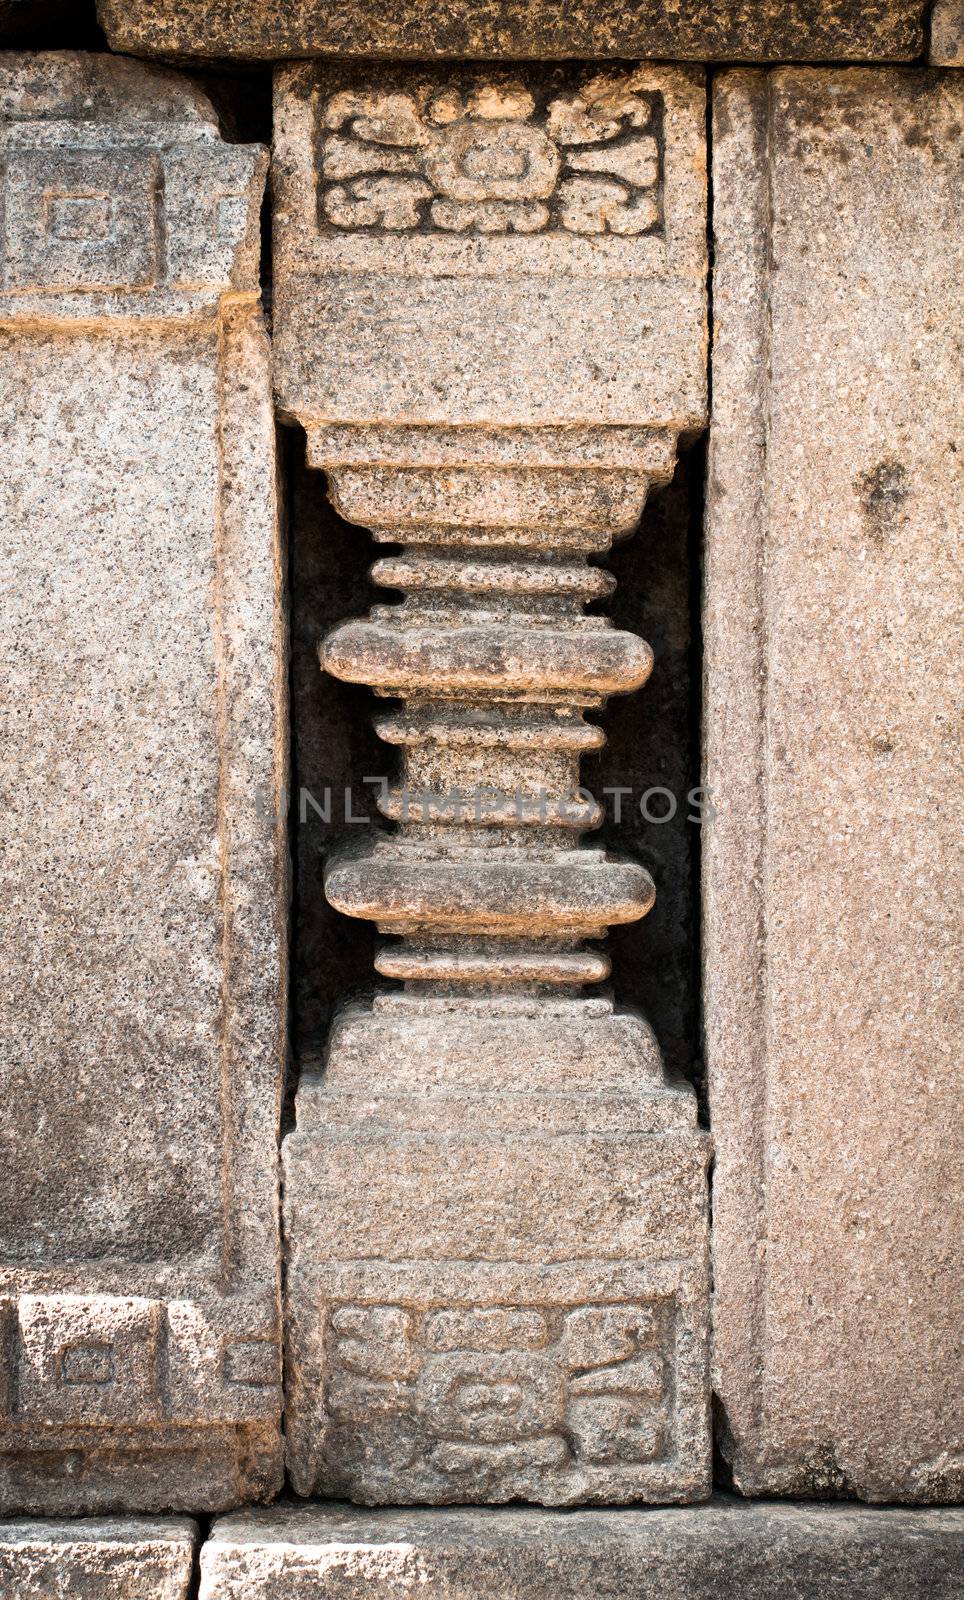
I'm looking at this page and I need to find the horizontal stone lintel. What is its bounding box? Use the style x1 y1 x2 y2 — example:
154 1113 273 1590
0 1516 197 1599
97 0 927 62
198 1500 964 1598
2 1500 957 1597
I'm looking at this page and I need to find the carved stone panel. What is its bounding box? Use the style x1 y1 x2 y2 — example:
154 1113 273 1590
0 56 286 1512
275 62 710 1505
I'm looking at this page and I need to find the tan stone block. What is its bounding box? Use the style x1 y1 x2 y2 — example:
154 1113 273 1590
0 1517 197 1599
97 0 927 64
705 67 964 1502
199 1502 964 1600
0 55 286 1512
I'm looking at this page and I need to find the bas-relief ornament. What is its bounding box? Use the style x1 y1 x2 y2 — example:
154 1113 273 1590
318 78 663 235
276 60 711 1507
0 56 285 1511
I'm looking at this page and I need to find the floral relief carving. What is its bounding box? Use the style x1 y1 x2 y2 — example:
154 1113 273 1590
318 77 663 236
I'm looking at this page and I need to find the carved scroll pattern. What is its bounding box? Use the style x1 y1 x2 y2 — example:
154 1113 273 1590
321 1298 676 1497
318 78 664 236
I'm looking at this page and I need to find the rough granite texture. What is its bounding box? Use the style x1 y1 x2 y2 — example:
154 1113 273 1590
284 999 711 1505
276 61 711 1506
0 1517 197 1599
274 62 707 434
0 55 287 1512
930 0 964 61
200 1501 964 1599
705 68 964 1503
96 0 927 62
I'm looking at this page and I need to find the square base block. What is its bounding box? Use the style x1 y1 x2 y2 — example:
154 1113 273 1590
282 998 710 1505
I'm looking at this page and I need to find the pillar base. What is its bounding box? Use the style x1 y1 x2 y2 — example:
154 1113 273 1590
282 997 710 1505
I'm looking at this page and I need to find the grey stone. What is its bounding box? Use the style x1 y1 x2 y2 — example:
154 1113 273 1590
274 64 707 435
199 1501 964 1599
96 0 927 63
0 55 286 1512
290 452 704 1083
0 1517 196 1599
930 1 964 62
705 67 964 1503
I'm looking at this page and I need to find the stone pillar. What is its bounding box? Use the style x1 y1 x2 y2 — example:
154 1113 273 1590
0 56 286 1512
276 63 711 1505
706 67 964 1502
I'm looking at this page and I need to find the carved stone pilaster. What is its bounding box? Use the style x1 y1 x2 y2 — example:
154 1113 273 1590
0 57 285 1512
276 63 711 1505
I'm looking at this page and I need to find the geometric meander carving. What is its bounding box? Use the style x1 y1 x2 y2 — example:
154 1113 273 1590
2 1297 277 1426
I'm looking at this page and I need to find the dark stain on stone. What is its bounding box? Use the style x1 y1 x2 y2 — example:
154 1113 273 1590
857 457 910 545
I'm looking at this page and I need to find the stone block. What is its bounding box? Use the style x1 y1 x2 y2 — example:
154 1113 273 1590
0 1516 196 1599
0 55 286 1512
283 1001 711 1505
96 0 927 63
705 68 964 1502
274 62 707 435
930 1 964 62
199 1501 964 1599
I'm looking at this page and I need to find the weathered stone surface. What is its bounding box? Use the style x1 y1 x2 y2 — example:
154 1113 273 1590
930 1 964 62
0 1517 196 1598
96 0 927 63
0 55 286 1511
276 62 711 1505
284 999 711 1504
706 68 964 1503
200 1501 964 1599
275 64 706 433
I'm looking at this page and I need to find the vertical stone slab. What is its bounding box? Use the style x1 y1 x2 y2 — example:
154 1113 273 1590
275 62 711 1506
930 0 964 63
0 55 286 1511
706 68 964 1502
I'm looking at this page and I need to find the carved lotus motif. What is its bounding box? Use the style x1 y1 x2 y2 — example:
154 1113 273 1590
318 76 664 237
